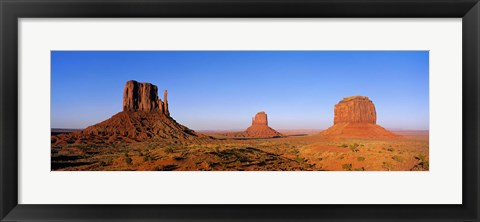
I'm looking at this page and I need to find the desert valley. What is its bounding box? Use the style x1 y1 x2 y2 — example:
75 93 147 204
51 80 429 171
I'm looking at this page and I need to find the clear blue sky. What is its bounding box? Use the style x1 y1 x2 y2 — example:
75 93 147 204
51 51 429 130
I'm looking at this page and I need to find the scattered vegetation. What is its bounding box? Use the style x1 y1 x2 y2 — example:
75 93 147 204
354 167 365 171
51 132 429 171
143 152 153 162
382 161 393 170
392 155 403 162
294 156 306 163
154 165 178 171
125 157 133 165
415 154 427 162
349 143 360 152
164 147 174 154
412 154 429 170
342 163 352 171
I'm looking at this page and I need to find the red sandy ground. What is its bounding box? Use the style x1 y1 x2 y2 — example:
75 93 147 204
51 126 428 171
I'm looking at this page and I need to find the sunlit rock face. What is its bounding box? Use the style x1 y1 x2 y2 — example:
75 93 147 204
334 96 376 124
122 80 169 115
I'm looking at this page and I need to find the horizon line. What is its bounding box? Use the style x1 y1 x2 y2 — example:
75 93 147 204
51 127 430 131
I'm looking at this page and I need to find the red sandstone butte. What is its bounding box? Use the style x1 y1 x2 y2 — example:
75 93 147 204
123 80 169 115
244 112 283 138
334 96 376 124
51 80 208 145
251 111 268 126
320 96 399 140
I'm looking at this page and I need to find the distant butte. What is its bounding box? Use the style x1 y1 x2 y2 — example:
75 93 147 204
320 96 399 139
51 80 209 145
239 112 283 138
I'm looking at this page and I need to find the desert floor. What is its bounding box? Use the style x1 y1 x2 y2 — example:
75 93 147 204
51 130 429 171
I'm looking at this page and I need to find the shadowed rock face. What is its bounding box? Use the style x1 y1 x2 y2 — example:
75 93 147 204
334 96 376 124
123 80 169 115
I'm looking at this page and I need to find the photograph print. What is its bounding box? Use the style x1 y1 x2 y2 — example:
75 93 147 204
51 51 429 171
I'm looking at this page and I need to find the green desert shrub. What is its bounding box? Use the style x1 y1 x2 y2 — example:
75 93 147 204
392 155 403 162
294 156 305 163
382 161 393 170
99 161 109 166
354 167 365 171
415 154 427 162
125 157 133 165
342 163 352 171
143 153 153 162
349 143 360 152
413 154 429 170
164 147 174 154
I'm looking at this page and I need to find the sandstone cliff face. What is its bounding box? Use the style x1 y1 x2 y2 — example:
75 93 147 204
251 112 268 126
320 96 398 140
123 80 169 115
334 96 376 124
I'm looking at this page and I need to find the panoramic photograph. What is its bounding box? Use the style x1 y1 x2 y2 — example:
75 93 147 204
51 51 429 171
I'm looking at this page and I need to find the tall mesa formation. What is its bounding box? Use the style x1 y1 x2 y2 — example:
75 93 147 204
334 96 376 124
51 80 207 145
123 80 169 115
320 96 398 139
251 111 268 126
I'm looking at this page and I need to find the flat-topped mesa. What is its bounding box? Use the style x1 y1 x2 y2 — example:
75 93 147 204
122 80 169 115
320 96 399 139
251 111 268 126
334 96 376 124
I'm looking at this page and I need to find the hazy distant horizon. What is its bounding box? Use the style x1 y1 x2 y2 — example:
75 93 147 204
51 127 430 133
51 51 429 130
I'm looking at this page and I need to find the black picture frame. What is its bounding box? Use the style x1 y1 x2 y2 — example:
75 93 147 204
1 0 479 221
